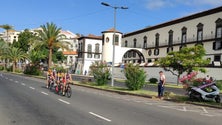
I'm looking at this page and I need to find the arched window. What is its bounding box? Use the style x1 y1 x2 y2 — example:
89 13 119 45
197 23 204 42
133 38 137 48
213 18 222 50
181 27 187 44
125 40 128 47
143 36 147 48
215 18 222 38
94 43 100 59
155 33 159 48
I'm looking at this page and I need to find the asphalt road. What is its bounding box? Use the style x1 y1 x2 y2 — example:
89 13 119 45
1 72 222 125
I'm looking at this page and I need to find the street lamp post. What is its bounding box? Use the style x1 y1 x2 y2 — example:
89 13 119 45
101 2 128 87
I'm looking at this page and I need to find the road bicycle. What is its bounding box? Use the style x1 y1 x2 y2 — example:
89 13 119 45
64 83 72 98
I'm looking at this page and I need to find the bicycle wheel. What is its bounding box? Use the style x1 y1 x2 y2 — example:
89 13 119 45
66 86 72 98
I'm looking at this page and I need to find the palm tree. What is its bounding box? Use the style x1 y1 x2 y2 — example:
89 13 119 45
33 22 69 68
6 47 27 72
0 24 13 42
0 40 9 70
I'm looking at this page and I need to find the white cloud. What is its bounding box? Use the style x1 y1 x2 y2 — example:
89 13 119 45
145 0 222 10
145 0 169 10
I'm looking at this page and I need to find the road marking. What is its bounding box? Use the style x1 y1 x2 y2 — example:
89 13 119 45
200 113 214 117
14 81 19 83
177 106 187 112
58 99 70 104
41 91 49 95
9 79 13 81
89 112 111 122
29 86 35 90
201 107 208 113
21 83 26 86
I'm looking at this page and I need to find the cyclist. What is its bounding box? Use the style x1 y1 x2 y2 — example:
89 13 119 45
46 69 53 88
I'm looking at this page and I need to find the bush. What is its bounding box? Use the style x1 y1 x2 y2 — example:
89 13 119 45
24 65 41 76
192 78 204 87
89 61 110 86
149 78 158 84
216 80 222 90
0 66 4 71
124 63 146 90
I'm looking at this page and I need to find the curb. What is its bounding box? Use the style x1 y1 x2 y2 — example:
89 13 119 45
73 83 154 99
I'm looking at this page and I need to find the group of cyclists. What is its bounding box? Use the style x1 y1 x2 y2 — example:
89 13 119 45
46 69 72 96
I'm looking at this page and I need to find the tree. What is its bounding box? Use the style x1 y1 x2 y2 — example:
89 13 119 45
156 45 210 85
89 61 111 86
32 22 69 68
0 24 13 42
12 29 37 53
5 47 28 72
28 49 47 66
124 63 146 90
0 40 9 70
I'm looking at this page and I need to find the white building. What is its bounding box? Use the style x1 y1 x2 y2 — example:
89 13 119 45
76 34 102 75
76 6 222 81
60 30 78 69
0 29 20 43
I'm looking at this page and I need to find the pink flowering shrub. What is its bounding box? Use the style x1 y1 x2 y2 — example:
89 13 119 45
179 72 198 89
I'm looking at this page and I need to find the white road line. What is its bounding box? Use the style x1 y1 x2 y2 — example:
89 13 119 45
200 113 214 117
41 91 49 95
201 107 208 113
58 99 70 104
29 86 35 90
177 106 187 112
89 112 111 122
9 79 13 81
14 81 19 83
21 83 26 86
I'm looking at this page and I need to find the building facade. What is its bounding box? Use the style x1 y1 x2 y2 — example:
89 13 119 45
122 6 222 67
76 34 103 75
75 6 222 81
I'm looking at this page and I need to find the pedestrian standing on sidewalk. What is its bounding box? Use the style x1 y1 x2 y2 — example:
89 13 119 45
158 71 166 99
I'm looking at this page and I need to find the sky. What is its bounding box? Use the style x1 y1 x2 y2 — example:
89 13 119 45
1 0 222 36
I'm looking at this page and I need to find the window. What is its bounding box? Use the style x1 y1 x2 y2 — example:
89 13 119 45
125 40 128 47
197 23 203 42
148 49 152 56
114 34 119 45
214 55 221 61
168 30 173 47
213 41 222 50
215 18 222 38
143 36 147 48
181 27 187 44
87 44 92 58
155 33 159 48
154 49 159 56
94 43 100 59
133 38 137 48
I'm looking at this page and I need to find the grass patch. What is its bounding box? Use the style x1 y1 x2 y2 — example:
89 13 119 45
75 81 157 97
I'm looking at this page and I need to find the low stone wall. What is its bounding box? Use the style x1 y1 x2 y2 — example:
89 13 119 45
113 67 222 84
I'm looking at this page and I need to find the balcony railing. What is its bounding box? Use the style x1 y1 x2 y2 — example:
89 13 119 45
122 34 216 49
